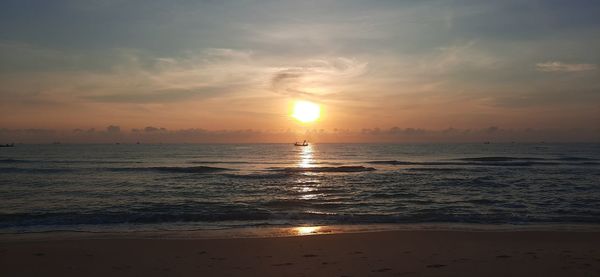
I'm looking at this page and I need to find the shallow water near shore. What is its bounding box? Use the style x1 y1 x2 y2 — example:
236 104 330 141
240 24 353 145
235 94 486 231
4 223 600 243
1 143 599 234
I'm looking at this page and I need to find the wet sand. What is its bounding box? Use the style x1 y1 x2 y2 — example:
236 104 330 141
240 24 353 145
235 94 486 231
1 230 599 276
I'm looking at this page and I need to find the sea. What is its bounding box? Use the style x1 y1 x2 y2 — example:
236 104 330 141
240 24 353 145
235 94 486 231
1 143 599 234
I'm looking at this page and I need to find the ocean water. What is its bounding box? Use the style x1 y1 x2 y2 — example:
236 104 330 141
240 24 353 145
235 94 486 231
1 143 599 233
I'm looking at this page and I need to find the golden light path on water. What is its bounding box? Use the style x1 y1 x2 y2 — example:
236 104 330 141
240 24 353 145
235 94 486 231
294 144 323 201
297 144 315 168
290 143 335 234
294 226 322 235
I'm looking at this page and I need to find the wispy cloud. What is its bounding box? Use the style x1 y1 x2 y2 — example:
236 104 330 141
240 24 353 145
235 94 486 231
1 1 600 133
270 58 367 98
424 41 501 73
536 61 597 72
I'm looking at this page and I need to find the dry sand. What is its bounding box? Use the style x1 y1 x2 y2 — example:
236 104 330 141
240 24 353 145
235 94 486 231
1 230 599 276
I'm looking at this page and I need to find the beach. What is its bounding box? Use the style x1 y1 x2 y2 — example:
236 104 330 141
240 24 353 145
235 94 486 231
2 144 599 276
3 0 600 275
2 229 600 276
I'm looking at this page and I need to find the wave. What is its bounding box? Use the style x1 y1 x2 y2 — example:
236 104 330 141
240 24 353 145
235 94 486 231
0 158 33 163
270 166 376 173
456 156 598 163
368 158 598 167
557 156 598 161
0 165 232 174
262 199 312 208
367 160 533 166
367 157 553 165
107 166 232 173
0 167 74 174
368 192 419 199
189 161 250 164
0 158 143 164
405 167 467 172
0 211 270 227
455 156 547 162
3 209 600 229
579 161 600 166
59 160 144 164
221 172 292 179
367 160 417 165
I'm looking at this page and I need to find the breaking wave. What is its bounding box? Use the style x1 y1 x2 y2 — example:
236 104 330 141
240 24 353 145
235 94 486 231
269 166 376 173
107 166 232 173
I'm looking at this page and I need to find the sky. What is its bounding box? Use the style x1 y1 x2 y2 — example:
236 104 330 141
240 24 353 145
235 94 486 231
0 0 599 143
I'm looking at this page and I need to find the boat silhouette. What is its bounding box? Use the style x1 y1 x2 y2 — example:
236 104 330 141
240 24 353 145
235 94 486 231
294 140 308 146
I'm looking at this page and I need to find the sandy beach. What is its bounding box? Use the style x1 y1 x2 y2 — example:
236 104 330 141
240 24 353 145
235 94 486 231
1 229 599 276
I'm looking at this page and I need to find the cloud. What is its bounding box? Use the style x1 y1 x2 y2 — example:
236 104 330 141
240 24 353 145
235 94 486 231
0 45 368 106
424 41 501 73
1 126 597 144
1 1 600 132
85 87 234 103
143 126 167 132
106 125 121 133
270 57 367 98
536 61 597 72
0 47 271 111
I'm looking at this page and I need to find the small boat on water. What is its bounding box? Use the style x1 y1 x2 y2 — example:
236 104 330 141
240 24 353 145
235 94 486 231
294 140 308 146
0 143 15 147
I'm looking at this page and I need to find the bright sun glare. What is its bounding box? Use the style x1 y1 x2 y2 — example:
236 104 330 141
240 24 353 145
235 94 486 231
292 100 321 123
295 226 321 235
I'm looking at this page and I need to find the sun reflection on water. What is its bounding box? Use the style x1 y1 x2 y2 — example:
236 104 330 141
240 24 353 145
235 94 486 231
297 144 314 168
294 144 327 209
294 226 322 235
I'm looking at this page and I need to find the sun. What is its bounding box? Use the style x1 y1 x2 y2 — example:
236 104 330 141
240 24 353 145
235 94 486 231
292 100 320 123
